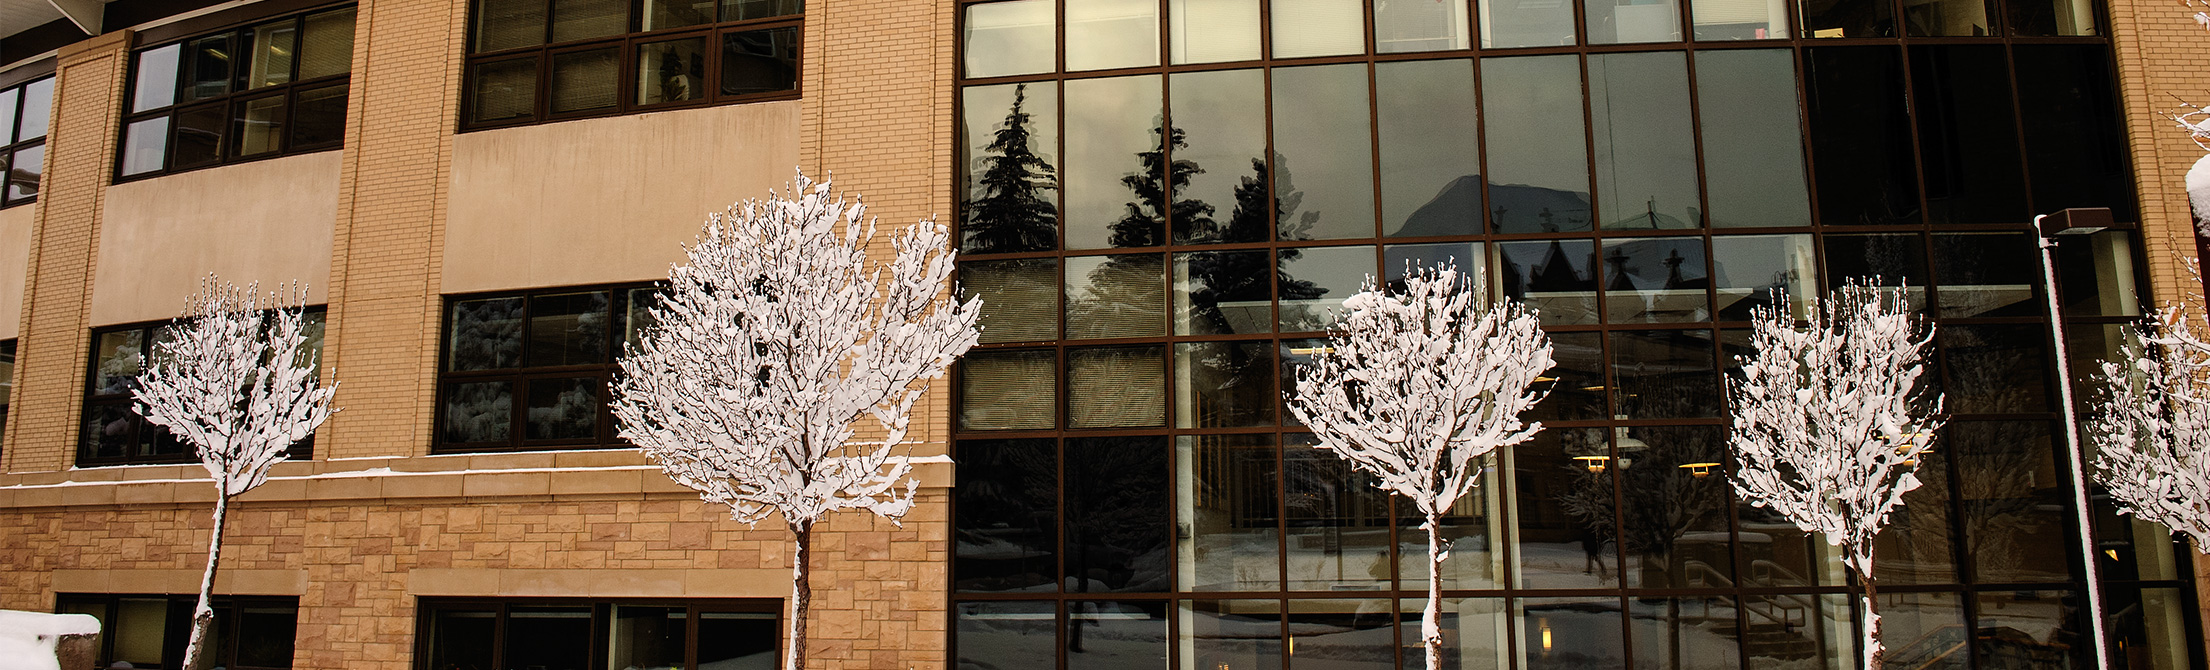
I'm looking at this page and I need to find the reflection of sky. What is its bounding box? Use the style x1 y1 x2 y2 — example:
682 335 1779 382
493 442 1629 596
1273 64 1375 240
1170 70 1265 229
1066 0 1159 71
1385 242 1485 285
1590 52 1699 228
1064 76 1161 249
1377 60 1480 235
1281 245 1379 300
1696 50 1813 228
1482 56 1588 194
1711 235 1811 290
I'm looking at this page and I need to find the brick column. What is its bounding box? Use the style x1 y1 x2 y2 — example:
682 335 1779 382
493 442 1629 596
2 31 131 474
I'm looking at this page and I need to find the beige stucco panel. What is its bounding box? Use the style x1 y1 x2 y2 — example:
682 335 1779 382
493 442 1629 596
444 101 801 293
0 204 33 341
92 153 340 327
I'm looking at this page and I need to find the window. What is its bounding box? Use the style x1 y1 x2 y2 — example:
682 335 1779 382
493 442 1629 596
0 339 15 453
417 598 779 670
438 284 658 452
462 0 802 130
78 313 325 467
55 594 299 670
0 75 53 207
118 5 357 180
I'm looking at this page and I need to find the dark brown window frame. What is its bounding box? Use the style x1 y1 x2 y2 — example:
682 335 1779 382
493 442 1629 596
77 311 324 468
434 282 662 454
460 0 804 132
114 3 356 184
414 596 782 670
55 593 301 670
0 73 54 209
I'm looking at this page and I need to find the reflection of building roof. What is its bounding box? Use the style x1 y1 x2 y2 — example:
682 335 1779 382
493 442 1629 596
1393 175 1594 237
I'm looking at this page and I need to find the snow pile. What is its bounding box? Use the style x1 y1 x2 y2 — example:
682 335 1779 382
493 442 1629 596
0 610 99 670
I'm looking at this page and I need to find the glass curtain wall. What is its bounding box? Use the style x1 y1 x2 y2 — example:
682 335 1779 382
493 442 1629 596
951 1 2186 668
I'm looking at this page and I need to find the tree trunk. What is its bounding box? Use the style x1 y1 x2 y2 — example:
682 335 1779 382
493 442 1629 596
181 491 230 670
1860 567 1882 670
1423 512 1444 670
786 520 813 670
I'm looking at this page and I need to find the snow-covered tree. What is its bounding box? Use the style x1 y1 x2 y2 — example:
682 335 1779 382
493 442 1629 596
132 276 337 670
1284 263 1554 670
1726 281 1944 670
611 170 981 670
2088 302 2210 551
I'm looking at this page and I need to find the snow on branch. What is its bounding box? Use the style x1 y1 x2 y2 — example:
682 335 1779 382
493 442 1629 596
2089 303 2210 548
611 169 982 529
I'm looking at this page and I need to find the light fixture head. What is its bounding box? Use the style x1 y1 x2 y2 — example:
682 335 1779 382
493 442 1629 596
1679 462 1721 478
2038 207 2122 237
1573 455 1610 473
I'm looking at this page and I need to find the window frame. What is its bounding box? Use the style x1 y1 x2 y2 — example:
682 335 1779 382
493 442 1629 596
55 593 300 670
114 3 357 184
459 0 804 132
76 311 325 468
0 73 54 208
435 282 661 454
414 596 783 670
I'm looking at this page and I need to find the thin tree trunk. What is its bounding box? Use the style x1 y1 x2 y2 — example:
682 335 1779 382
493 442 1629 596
1860 567 1882 670
181 491 230 670
786 520 812 670
1424 512 1444 670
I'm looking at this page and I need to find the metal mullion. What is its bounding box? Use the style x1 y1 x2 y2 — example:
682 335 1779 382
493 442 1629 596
1055 0 1067 76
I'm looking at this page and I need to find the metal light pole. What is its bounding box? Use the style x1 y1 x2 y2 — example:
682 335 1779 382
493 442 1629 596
2032 206 2117 670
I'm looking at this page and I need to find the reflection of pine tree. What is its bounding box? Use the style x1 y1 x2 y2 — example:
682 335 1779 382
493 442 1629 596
963 84 1059 254
1112 123 1206 249
1180 156 1325 332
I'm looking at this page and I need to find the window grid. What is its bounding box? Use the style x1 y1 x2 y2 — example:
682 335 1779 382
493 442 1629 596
115 4 357 182
55 593 300 670
414 597 781 670
460 0 803 131
434 283 658 454
0 75 53 208
77 314 324 468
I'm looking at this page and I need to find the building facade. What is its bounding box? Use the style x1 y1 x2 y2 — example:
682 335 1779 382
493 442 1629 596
0 0 2202 668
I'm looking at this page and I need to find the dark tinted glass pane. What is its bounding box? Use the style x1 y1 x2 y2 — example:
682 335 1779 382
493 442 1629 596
722 27 800 96
1377 59 1480 238
696 611 779 669
1878 592 1967 669
1066 253 1165 339
1601 237 1709 323
1286 600 1394 668
475 0 547 52
1064 436 1170 592
449 297 525 371
964 0 1053 79
1068 345 1165 428
1712 234 1815 321
1513 429 1620 589
1954 421 2073 582
81 404 137 460
1822 233 1929 309
1498 239 1598 325
1695 50 1811 228
182 34 233 103
1932 232 2037 318
1167 69 1265 245
1629 596 1741 669
1806 47 1918 225
1586 0 1682 44
171 104 226 168
1801 0 1895 36
1519 596 1626 668
299 8 357 79
2103 587 2192 670
2054 230 2141 317
956 601 1056 668
235 605 297 667
444 381 513 443
1941 324 2048 413
16 78 49 141
525 377 598 440
1067 0 1158 71
528 291 610 366
133 45 181 113
1533 332 1605 421
960 349 1056 430
1278 245 1375 332
291 84 347 147
2009 0 2094 34
247 20 298 89
470 57 539 124
121 117 171 176
505 606 592 670
1271 64 1374 241
112 598 169 666
962 83 1060 255
1592 53 1697 229
1174 251 1271 335
1975 591 2088 668
93 330 145 394
1287 435 1396 590
1383 242 1482 290
956 438 1058 592
645 0 716 30
1482 56 1591 234
1871 445 1955 584
724 0 803 20
1694 0 1788 38
236 95 286 156
1399 599 1506 670
1377 0 1469 51
430 609 497 669
636 37 707 105
1618 426 1734 588
2016 45 2133 221
1067 601 1168 670
1912 46 2026 224
6 144 38 201
552 0 628 42
607 605 685 670
1184 600 1283 670
964 258 1060 343
1904 0 1993 34
1175 434 1280 591
1481 0 1576 46
550 48 619 113
1062 75 1162 250
1174 341 1274 428
1612 329 1719 418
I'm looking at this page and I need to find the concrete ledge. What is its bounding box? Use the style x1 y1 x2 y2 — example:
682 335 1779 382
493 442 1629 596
49 569 308 596
408 568 789 598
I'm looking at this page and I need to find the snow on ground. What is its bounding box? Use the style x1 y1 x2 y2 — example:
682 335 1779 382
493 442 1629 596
0 610 99 670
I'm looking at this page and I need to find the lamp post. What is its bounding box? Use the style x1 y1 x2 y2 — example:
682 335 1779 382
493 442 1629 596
2032 206 2121 670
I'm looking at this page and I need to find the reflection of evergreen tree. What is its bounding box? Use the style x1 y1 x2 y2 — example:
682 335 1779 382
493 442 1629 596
963 84 1059 254
1112 123 1206 249
1179 156 1322 336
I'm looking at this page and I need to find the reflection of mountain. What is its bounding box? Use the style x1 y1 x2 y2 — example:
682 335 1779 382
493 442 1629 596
1394 175 1599 236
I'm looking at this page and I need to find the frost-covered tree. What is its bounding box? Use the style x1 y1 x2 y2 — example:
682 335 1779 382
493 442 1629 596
1284 263 1554 670
132 276 337 670
2088 304 2210 552
1726 281 1944 670
611 170 981 670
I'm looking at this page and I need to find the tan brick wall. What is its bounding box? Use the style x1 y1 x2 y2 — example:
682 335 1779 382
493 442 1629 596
2 32 130 474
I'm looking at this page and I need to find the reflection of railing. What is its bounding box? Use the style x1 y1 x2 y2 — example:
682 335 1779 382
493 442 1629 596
1677 561 1809 631
1887 624 1970 670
